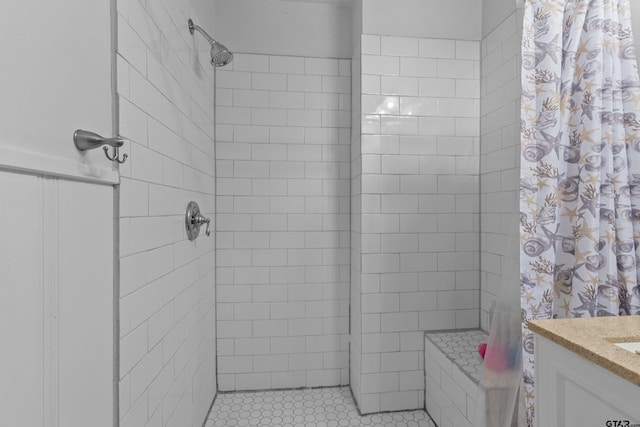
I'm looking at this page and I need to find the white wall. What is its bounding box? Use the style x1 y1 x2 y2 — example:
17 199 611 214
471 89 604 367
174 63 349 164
117 1 217 426
214 0 353 58
363 0 482 41
0 0 113 180
631 0 640 70
479 5 522 330
483 0 519 38
351 32 481 414
215 53 351 391
350 0 365 412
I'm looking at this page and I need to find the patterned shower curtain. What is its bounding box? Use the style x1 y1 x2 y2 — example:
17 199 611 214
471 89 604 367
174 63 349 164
520 0 640 424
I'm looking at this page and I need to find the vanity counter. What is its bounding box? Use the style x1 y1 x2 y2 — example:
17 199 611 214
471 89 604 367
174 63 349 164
528 316 640 387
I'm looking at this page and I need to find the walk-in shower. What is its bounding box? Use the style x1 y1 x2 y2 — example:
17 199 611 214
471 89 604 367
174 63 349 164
188 18 233 67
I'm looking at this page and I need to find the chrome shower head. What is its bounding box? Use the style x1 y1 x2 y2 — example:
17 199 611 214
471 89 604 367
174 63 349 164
209 41 233 67
188 18 234 67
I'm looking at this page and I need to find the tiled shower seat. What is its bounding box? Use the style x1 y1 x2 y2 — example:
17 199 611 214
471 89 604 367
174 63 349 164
424 329 487 427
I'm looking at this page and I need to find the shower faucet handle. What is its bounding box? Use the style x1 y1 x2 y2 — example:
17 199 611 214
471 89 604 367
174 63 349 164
193 213 211 236
185 201 211 240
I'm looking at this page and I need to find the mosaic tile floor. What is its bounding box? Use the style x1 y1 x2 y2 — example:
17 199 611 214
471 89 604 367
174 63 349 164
425 329 487 383
205 386 435 427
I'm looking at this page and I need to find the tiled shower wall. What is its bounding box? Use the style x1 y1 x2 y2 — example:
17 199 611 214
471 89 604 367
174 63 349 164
117 1 217 427
352 34 481 414
350 0 364 408
215 53 351 390
479 8 523 331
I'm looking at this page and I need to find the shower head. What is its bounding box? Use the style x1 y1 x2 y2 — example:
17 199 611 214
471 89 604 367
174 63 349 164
210 42 233 68
188 18 233 67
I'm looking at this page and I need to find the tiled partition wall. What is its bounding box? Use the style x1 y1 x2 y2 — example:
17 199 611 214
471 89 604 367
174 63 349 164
116 1 217 427
479 8 522 331
352 34 481 414
215 53 351 390
350 0 364 408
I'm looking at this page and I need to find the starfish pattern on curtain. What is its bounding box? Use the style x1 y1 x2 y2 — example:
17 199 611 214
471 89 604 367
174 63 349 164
520 0 640 424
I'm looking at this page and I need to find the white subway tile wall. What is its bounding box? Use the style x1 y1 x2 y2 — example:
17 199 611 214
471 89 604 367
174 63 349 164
350 32 365 411
352 34 481 414
480 10 522 331
216 53 351 391
117 2 216 427
424 331 486 427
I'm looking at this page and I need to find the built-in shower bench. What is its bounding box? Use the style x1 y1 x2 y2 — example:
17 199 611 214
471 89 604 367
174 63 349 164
424 329 487 427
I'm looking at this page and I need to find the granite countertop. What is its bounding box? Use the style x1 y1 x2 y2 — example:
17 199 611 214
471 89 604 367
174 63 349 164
528 316 640 387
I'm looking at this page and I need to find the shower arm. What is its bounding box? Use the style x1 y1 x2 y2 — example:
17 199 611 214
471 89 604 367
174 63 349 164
188 19 216 46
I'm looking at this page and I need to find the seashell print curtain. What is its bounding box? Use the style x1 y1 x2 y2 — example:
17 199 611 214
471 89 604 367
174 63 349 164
520 0 640 424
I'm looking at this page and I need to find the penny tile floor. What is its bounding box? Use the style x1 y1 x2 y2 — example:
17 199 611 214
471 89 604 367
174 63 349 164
205 386 435 427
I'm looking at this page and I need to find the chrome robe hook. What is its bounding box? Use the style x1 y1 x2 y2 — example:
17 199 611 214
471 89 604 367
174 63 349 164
103 146 128 164
73 129 128 164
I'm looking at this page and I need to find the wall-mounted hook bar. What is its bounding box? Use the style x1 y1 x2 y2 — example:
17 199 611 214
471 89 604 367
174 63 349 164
103 146 128 164
74 129 128 164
